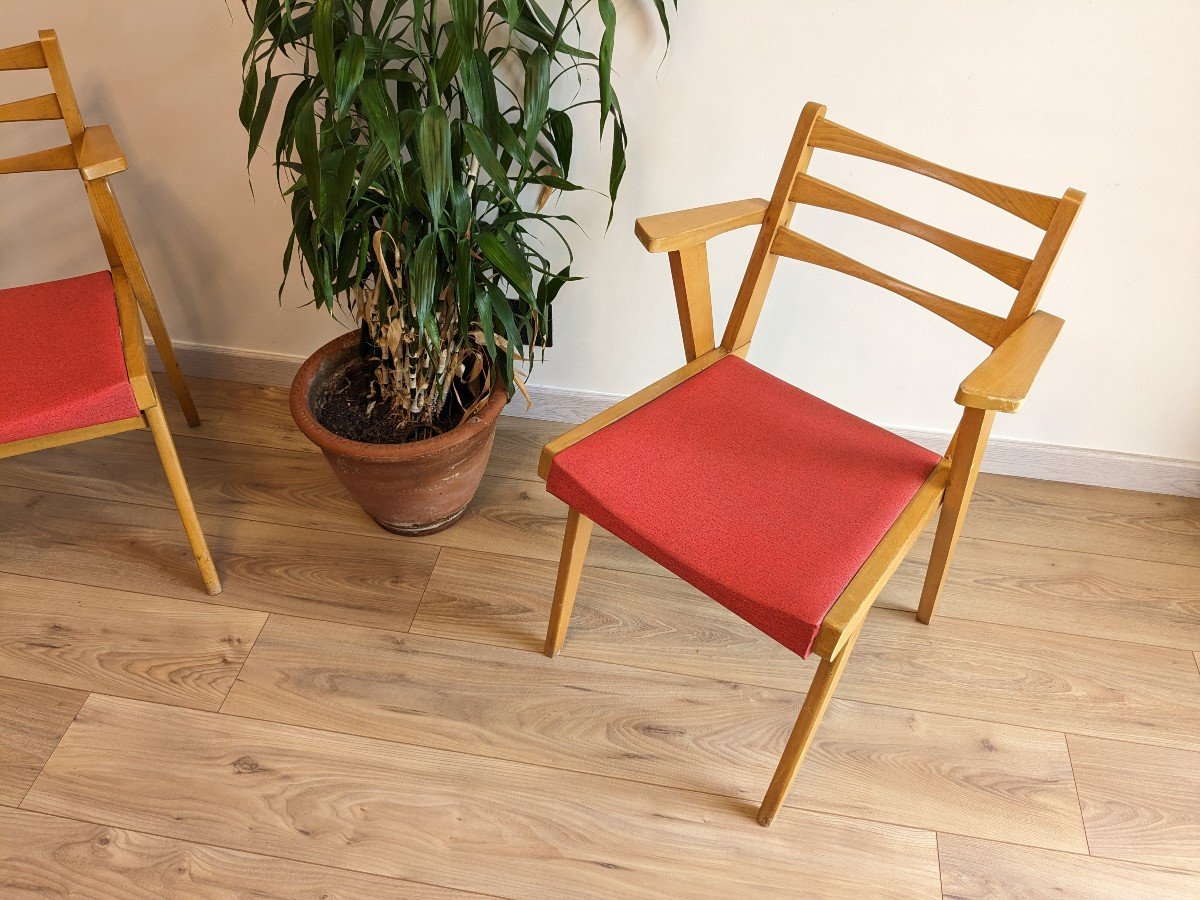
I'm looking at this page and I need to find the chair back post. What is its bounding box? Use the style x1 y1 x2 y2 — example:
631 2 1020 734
720 101 826 353
998 188 1085 342
37 29 85 141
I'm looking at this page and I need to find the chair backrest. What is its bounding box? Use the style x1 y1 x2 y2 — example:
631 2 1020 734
0 30 89 175
722 102 1083 354
1 30 139 291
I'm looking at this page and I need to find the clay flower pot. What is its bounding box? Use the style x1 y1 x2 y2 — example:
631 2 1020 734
291 331 507 535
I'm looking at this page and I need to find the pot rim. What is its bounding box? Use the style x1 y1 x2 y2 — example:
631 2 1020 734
290 331 509 463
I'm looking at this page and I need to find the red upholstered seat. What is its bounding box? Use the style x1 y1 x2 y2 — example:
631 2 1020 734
0 271 139 445
547 356 941 658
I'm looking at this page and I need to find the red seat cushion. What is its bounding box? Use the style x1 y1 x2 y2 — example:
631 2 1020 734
547 356 941 658
0 271 140 445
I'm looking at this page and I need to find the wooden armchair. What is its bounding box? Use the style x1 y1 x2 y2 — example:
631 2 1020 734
0 30 219 595
537 102 1081 825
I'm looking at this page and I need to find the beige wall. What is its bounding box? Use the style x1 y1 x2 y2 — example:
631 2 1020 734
3 2 1198 461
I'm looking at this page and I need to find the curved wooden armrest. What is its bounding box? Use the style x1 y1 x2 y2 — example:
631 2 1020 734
956 311 1064 413
635 198 769 253
74 125 127 181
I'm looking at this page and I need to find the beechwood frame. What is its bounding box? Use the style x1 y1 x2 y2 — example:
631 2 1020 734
537 102 1082 825
0 30 219 595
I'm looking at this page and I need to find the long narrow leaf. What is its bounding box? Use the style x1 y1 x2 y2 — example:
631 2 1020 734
522 46 550 151
597 0 616 132
334 35 366 117
461 121 517 204
312 0 337 92
294 94 323 218
477 231 532 299
416 105 451 227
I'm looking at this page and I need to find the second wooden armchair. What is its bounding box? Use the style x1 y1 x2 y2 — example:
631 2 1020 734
0 30 219 595
537 102 1082 825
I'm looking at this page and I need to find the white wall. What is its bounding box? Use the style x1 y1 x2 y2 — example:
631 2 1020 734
3 2 1198 462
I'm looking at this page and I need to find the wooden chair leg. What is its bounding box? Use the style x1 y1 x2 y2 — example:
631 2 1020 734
544 508 594 657
757 626 862 827
917 407 994 624
137 286 201 427
145 403 221 594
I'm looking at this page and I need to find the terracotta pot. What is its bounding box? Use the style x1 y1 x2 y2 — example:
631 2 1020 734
291 331 507 536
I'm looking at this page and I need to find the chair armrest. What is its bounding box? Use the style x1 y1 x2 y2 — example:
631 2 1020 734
635 198 769 253
956 311 1064 413
74 125 128 181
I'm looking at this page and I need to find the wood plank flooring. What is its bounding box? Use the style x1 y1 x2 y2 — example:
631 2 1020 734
1 807 477 899
0 572 264 710
2 374 1199 897
0 678 85 807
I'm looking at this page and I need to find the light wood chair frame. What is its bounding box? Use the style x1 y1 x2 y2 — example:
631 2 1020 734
0 30 219 595
537 101 1082 825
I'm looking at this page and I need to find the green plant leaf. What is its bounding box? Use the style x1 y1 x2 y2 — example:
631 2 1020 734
351 137 389 205
507 9 595 59
598 0 616 132
463 48 500 129
522 46 550 151
651 0 673 43
449 0 480 53
477 230 532 299
434 28 463 96
363 33 418 61
324 146 359 240
245 73 279 166
475 281 496 356
334 34 366 118
608 115 627 223
312 0 337 93
489 283 520 351
410 230 439 339
359 77 403 166
294 93 322 218
531 172 582 192
546 109 573 177
416 104 451 227
450 179 472 231
239 62 258 130
461 121 516 205
454 236 474 323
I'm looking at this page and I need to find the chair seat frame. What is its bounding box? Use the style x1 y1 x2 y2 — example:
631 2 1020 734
1 30 219 595
536 102 1080 825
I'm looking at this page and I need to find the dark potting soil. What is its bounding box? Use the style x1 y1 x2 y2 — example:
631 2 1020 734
313 356 470 445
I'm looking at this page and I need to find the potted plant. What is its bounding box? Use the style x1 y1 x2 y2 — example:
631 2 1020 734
239 0 674 534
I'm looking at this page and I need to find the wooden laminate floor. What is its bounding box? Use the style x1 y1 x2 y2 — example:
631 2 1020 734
2 376 1199 898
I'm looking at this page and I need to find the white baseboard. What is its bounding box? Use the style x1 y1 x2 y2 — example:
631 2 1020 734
152 340 1200 498
147 340 306 389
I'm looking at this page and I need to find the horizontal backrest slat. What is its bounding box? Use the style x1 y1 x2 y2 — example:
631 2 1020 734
771 226 1007 345
810 118 1060 229
0 41 47 71
0 93 63 123
791 174 1033 289
0 144 77 175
